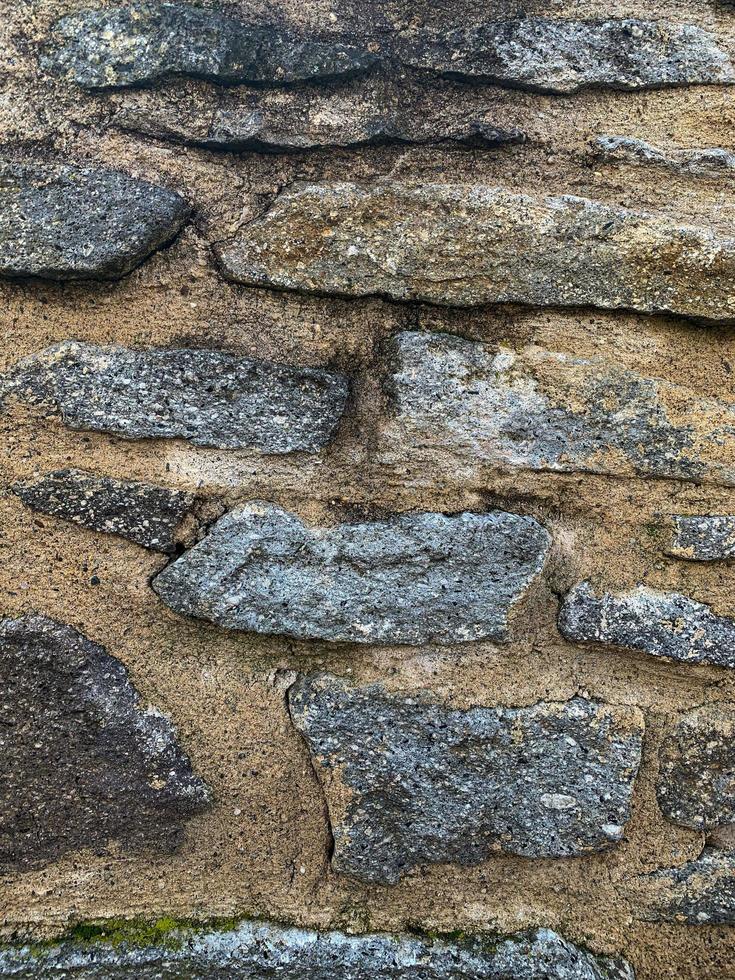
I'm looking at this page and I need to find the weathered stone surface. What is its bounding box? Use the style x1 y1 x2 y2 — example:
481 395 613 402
657 705 735 830
667 516 735 561
218 182 735 322
13 469 198 553
0 160 190 281
0 616 209 872
152 503 550 645
636 849 735 924
115 81 526 152
45 3 376 89
289 675 643 884
1 342 348 452
559 582 735 669
594 136 735 178
380 331 735 487
0 920 635 979
397 19 735 93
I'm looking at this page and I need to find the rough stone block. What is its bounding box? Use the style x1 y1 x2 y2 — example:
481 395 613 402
152 503 550 645
636 849 735 924
0 160 190 281
667 516 735 561
0 616 209 872
594 136 735 178
1 342 348 453
218 182 735 322
288 674 643 884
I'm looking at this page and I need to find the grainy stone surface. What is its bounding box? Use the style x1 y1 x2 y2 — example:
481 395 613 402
397 19 735 93
1 342 348 452
288 674 643 884
152 503 550 645
45 3 377 89
0 921 635 979
380 331 735 487
559 582 735 669
657 705 735 830
594 136 735 178
667 515 735 560
13 469 198 553
636 849 735 924
0 616 209 872
0 160 190 281
219 182 735 321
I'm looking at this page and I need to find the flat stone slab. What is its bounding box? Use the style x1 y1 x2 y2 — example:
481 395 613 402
380 331 735 487
559 583 735 669
595 136 735 179
657 705 735 830
45 2 377 89
13 469 199 553
218 182 735 322
667 516 735 561
0 616 209 872
397 19 734 93
0 160 190 281
1 342 348 453
288 674 643 884
152 503 550 645
635 849 735 924
0 920 635 979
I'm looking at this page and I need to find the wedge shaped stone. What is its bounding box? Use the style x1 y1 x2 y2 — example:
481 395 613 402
1 342 348 452
0 160 190 281
636 849 735 924
667 516 735 561
380 332 735 487
289 675 643 884
218 182 735 321
13 469 198 553
46 2 376 89
559 583 735 669
398 19 734 93
152 503 550 645
0 616 209 872
595 136 735 178
0 920 635 979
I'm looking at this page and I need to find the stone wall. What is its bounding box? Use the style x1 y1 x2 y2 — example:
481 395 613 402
1 1 735 977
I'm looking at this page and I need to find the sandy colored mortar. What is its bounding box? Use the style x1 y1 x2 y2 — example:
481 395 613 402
2 0 735 978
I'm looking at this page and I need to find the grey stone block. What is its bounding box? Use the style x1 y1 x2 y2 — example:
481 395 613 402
667 516 735 561
288 674 643 884
636 849 735 924
152 503 550 645
594 136 735 178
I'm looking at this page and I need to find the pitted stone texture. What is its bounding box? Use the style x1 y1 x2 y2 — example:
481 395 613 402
595 136 735 178
380 332 735 487
288 674 643 884
46 3 376 89
0 160 190 281
0 616 209 872
218 182 735 322
559 582 735 669
152 503 550 645
0 921 635 979
114 80 526 152
397 19 735 93
667 516 735 561
657 705 735 830
1 342 348 452
13 469 197 553
636 849 735 924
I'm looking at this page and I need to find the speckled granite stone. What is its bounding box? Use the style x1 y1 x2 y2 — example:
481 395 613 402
636 849 735 924
594 136 735 178
667 516 735 560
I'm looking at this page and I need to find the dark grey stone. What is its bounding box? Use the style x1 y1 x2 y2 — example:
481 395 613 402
0 160 190 281
0 615 209 872
636 848 735 924
559 582 735 669
657 705 735 830
667 516 735 561
380 332 735 487
218 183 735 322
288 674 644 884
397 18 734 93
0 920 635 979
1 342 348 453
152 503 550 645
45 2 377 89
594 136 735 178
13 469 199 553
